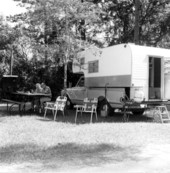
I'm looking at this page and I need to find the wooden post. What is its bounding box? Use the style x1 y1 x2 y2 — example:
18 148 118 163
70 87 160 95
63 6 69 92
64 61 67 92
10 49 13 75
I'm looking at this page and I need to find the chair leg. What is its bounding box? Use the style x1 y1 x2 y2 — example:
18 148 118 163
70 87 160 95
64 108 68 116
75 109 78 123
95 112 98 121
62 109 65 117
90 112 93 123
44 108 47 118
54 109 58 121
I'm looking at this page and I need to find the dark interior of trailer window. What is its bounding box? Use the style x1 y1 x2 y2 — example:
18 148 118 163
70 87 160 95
149 57 161 99
88 60 99 73
76 76 84 87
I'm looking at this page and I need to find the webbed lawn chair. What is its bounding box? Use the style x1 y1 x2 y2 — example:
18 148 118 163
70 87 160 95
44 96 67 121
75 98 98 123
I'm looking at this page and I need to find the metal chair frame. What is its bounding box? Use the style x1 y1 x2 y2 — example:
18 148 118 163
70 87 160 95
75 98 98 123
44 96 67 121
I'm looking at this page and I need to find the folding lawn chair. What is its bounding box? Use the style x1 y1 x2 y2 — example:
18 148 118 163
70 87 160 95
75 97 98 123
44 96 67 121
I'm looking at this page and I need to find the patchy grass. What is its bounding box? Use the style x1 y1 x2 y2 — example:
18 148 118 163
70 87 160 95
0 110 170 172
1 115 170 147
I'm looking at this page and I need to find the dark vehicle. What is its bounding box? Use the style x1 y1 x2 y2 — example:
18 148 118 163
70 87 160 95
0 75 19 100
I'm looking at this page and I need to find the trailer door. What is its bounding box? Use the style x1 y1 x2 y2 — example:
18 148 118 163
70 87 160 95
164 57 170 99
149 56 162 99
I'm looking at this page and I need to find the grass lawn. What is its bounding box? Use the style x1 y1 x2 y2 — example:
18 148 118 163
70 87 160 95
0 105 170 173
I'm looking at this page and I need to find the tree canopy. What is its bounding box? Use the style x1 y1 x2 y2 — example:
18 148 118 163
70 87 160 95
9 0 170 50
86 0 170 47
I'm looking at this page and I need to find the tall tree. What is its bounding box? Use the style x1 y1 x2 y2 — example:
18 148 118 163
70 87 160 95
12 0 102 90
90 0 170 47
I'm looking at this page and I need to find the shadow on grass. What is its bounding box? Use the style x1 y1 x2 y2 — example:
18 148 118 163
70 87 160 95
0 106 153 124
38 110 153 124
0 143 142 170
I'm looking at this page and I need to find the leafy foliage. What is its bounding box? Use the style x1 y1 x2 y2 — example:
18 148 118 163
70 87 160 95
85 0 170 47
9 0 103 92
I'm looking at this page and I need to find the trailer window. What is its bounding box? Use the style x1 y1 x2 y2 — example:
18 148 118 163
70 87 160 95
88 60 99 73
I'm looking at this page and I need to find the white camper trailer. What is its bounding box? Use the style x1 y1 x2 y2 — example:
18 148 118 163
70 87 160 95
64 43 170 116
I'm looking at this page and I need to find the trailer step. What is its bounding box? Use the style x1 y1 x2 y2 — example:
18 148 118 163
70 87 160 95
153 106 170 123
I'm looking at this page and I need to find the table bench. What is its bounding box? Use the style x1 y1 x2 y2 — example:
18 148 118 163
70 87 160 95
1 99 26 115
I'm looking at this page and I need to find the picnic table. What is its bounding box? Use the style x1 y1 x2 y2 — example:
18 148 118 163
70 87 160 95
2 91 51 115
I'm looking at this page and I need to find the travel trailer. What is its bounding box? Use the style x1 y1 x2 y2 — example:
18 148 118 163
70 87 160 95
63 43 170 116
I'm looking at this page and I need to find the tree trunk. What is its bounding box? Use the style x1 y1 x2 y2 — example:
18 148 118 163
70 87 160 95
64 62 67 92
134 0 140 44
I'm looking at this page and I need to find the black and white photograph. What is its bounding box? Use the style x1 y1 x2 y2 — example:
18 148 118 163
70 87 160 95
0 0 170 172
